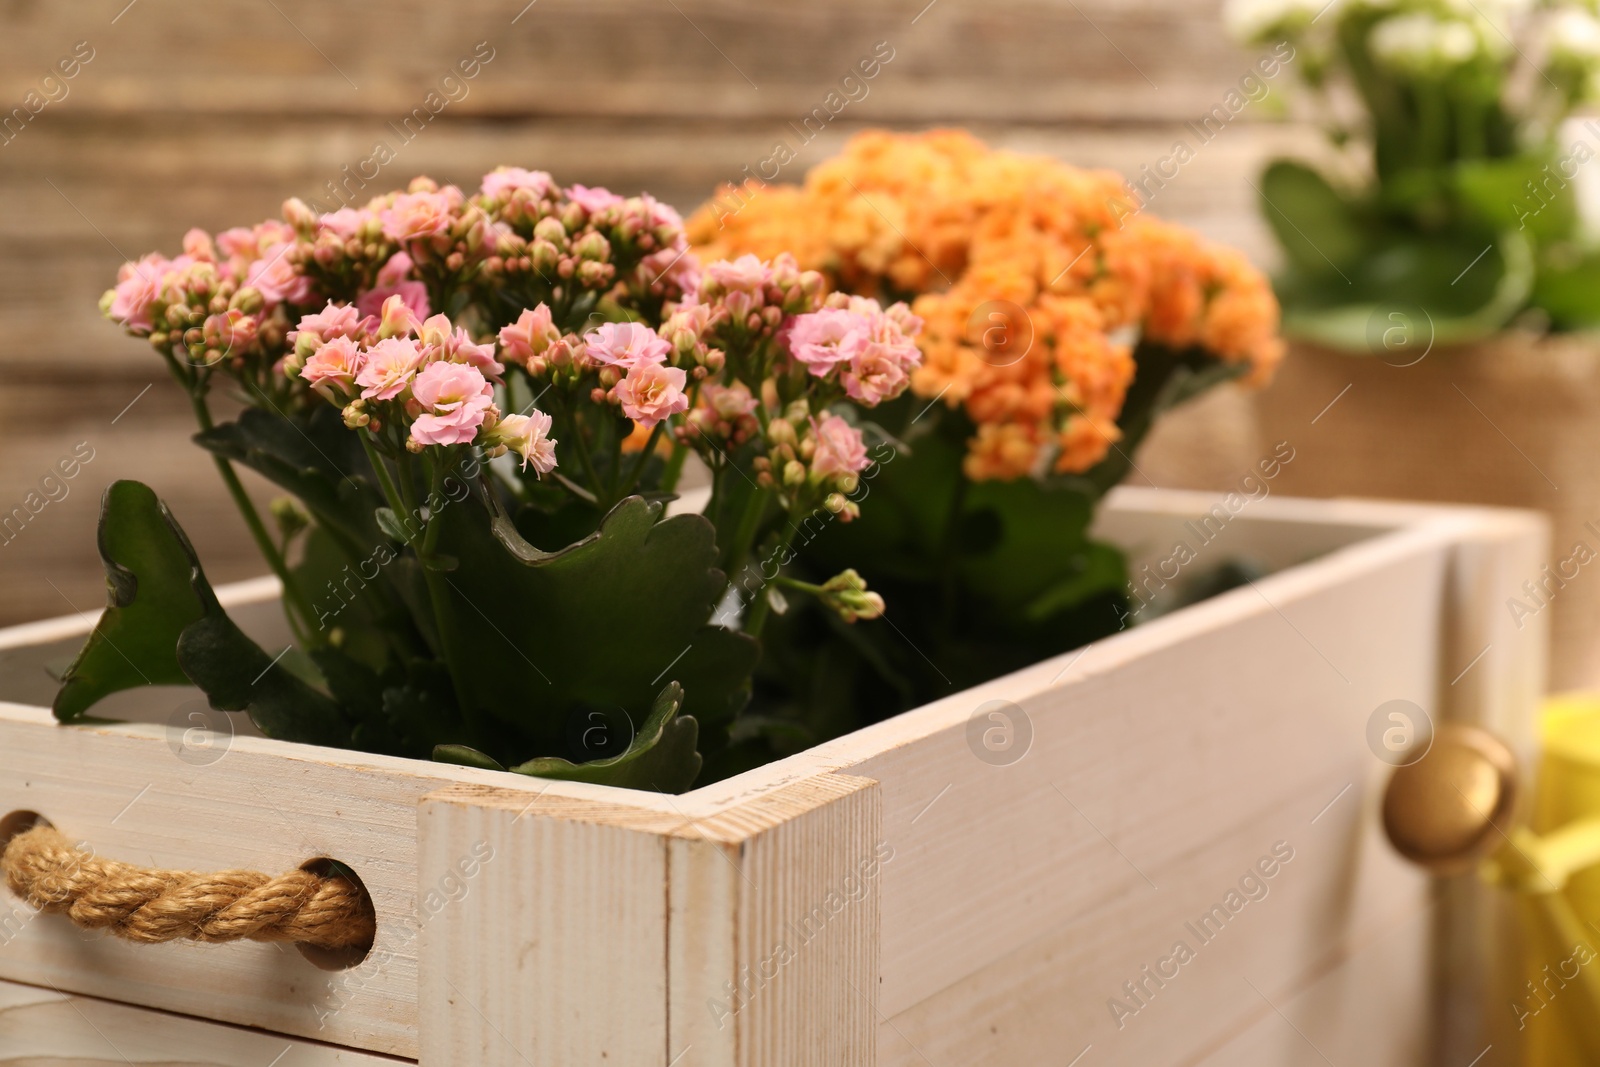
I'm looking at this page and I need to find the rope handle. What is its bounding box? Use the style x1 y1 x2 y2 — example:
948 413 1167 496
1 822 375 951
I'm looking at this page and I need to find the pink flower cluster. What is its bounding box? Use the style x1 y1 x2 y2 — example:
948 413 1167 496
293 295 555 467
582 322 688 429
107 223 301 338
787 295 924 406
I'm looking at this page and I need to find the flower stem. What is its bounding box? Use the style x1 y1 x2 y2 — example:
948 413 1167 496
617 421 667 500
659 441 689 494
737 500 802 639
187 388 315 646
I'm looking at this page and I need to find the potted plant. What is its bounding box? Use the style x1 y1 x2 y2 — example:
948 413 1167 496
1225 0 1600 687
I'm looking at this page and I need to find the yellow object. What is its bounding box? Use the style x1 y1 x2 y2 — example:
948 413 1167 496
1521 693 1600 1063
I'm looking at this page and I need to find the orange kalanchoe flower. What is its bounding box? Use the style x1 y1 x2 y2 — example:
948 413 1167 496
689 129 1284 479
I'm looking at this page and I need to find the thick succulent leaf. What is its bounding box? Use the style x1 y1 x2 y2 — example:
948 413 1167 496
176 575 351 748
507 682 703 793
194 406 383 546
53 481 206 721
429 483 757 766
53 480 352 748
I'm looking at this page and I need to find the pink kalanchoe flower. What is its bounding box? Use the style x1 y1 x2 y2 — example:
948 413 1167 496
481 167 555 202
376 251 414 288
245 242 314 309
566 183 625 216
108 254 170 331
498 305 559 367
420 314 505 380
215 226 259 263
584 321 672 370
810 415 870 478
357 337 423 400
841 343 911 407
290 301 366 346
701 380 758 420
706 254 771 293
613 363 689 429
787 307 870 375
410 362 495 447
318 208 366 240
301 336 365 394
358 280 430 323
489 410 559 475
381 191 455 242
181 228 217 262
368 291 426 339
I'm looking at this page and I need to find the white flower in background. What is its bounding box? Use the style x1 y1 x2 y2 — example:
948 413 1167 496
1370 12 1484 71
1223 0 1330 44
1547 6 1600 64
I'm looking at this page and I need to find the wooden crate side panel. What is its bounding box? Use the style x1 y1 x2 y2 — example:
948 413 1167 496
667 775 881 1067
1432 510 1549 1067
877 770 1428 1066
840 533 1452 1021
0 979 405 1064
0 712 474 1057
416 786 680 1067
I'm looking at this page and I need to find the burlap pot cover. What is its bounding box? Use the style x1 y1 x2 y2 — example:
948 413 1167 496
1252 333 1600 689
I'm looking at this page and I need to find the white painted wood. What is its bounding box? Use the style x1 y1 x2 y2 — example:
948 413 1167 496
0 977 404 1064
0 492 1547 1064
664 774 880 1067
416 784 678 1066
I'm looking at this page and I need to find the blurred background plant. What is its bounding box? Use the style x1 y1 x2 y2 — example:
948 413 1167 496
1227 0 1600 344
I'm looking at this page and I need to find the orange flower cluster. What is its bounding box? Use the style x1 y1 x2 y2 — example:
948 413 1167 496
689 129 1284 481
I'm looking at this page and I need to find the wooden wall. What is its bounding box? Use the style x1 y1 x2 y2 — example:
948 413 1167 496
0 0 1310 626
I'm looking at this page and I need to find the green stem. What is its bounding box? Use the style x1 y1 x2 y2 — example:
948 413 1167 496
738 500 803 639
188 389 315 646
721 484 770 588
414 455 483 746
617 422 667 500
359 432 413 543
659 441 689 494
561 394 605 505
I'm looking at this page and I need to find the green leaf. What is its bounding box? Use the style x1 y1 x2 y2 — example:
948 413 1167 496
53 481 206 721
1454 153 1578 244
507 682 703 793
374 507 414 545
194 406 384 547
1533 248 1600 330
54 480 354 749
433 744 507 771
429 483 758 772
1280 230 1534 349
1259 161 1368 278
176 579 351 748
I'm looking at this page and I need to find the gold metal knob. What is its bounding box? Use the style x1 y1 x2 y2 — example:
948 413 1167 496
1381 723 1519 877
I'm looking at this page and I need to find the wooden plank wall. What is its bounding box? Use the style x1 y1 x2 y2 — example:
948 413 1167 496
0 0 1311 626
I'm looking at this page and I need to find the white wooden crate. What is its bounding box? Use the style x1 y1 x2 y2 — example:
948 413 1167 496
0 488 1547 1065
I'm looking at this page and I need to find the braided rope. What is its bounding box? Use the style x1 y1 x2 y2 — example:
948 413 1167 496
1 824 374 949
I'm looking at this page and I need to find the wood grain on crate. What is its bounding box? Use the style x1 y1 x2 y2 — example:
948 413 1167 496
0 978 404 1064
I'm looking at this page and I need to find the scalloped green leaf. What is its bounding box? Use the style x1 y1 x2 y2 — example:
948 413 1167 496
53 481 206 721
507 682 702 792
428 483 758 778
